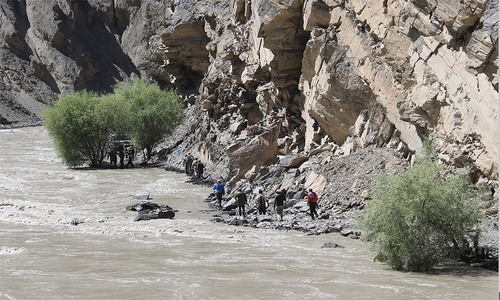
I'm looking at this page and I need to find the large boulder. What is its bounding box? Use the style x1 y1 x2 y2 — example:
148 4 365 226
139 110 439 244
127 201 176 221
229 128 280 182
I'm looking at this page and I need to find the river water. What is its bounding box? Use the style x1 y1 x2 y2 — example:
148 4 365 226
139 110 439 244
0 127 497 299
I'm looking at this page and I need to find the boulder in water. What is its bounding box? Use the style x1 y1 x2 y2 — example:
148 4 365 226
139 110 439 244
321 242 345 249
158 210 175 219
127 201 176 221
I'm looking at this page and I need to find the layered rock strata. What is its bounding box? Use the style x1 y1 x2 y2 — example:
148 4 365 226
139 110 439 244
0 0 497 216
148 0 498 198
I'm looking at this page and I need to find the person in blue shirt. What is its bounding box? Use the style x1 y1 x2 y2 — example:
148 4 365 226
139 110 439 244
213 180 225 209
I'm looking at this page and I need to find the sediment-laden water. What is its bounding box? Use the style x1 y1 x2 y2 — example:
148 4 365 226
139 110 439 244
0 127 497 299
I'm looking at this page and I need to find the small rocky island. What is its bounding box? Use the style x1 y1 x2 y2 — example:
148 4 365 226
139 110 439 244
126 193 176 221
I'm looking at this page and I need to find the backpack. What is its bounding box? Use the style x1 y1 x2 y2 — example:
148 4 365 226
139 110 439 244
257 194 266 207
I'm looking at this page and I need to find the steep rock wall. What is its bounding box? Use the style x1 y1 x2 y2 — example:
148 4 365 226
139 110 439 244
0 0 497 186
0 0 160 125
147 0 498 185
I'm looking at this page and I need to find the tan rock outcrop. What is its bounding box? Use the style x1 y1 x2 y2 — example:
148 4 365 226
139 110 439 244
228 126 280 182
146 0 497 183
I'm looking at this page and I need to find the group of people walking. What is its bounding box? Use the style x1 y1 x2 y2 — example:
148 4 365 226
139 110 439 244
108 145 135 168
213 180 319 221
184 153 204 180
176 151 320 220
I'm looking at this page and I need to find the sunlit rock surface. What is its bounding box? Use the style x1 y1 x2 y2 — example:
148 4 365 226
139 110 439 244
0 0 497 190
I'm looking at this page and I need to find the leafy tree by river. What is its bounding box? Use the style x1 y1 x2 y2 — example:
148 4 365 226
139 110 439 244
357 138 484 271
44 91 125 167
43 80 183 167
115 79 184 161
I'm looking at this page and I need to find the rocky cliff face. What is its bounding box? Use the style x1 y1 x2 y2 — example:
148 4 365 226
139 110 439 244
0 0 163 125
0 0 497 209
146 0 498 185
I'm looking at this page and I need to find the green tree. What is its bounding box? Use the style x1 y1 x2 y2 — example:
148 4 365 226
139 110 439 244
357 139 483 271
44 91 125 167
114 79 184 161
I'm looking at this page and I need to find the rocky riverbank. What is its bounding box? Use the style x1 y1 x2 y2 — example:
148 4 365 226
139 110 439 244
153 143 498 271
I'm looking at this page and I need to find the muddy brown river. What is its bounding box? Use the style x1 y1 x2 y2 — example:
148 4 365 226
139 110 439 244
0 127 497 299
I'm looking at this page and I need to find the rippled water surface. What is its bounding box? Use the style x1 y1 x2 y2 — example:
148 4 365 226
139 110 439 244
0 127 497 299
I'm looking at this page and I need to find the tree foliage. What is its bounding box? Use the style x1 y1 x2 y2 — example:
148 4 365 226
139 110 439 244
43 80 183 167
44 91 124 167
357 138 483 271
114 79 184 160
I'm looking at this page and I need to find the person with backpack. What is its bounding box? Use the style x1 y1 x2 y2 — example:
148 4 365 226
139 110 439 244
274 190 286 221
191 158 198 178
255 190 268 215
213 180 225 209
184 153 194 175
235 190 247 217
196 160 204 180
307 188 319 219
108 148 117 167
119 148 125 168
126 146 135 168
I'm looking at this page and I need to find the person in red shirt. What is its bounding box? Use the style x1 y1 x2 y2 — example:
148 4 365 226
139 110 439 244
307 188 319 220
